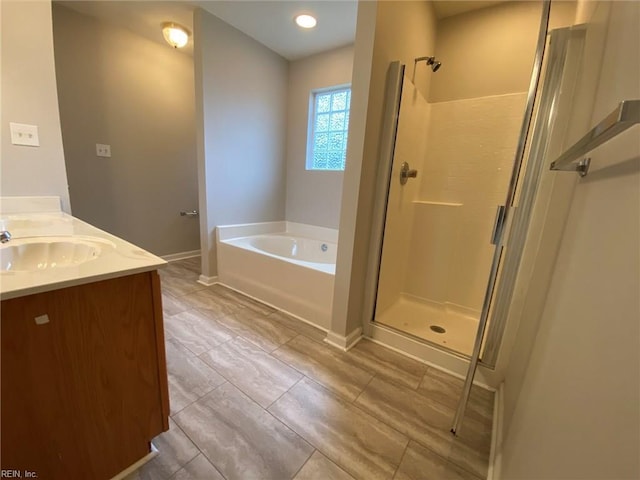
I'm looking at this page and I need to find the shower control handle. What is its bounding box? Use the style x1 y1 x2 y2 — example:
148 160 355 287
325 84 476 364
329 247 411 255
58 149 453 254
400 162 418 185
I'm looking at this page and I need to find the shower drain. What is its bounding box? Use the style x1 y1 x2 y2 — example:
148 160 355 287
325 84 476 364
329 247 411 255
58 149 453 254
430 325 446 334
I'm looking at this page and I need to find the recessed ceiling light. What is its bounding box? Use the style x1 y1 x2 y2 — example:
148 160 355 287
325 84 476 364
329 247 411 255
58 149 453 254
295 14 317 29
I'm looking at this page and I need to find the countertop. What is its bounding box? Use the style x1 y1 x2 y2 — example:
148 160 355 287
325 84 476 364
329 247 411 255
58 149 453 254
0 211 167 301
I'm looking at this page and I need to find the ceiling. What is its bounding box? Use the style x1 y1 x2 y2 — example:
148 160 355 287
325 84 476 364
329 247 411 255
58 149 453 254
57 1 358 60
57 1 509 59
432 1 505 19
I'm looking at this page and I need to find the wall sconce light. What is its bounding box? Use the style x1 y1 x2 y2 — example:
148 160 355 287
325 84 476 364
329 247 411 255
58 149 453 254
162 22 190 49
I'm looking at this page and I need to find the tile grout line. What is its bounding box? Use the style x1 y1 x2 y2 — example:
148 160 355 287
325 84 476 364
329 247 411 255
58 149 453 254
171 384 233 480
346 393 490 480
351 372 376 405
195 306 297 355
269 336 312 377
270 375 406 480
162 418 204 478
169 379 229 421
167 449 228 480
289 448 317 480
162 263 490 479
390 438 411 479
264 376 359 479
337 375 491 477
196 342 300 410
389 423 489 480
275 356 371 405
265 375 306 411
406 438 486 480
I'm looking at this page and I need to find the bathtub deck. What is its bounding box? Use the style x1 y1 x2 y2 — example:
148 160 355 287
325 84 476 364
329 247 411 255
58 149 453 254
127 258 494 480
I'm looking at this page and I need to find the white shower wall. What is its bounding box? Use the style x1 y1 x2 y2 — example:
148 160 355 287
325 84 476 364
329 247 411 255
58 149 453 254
377 91 527 321
406 93 527 314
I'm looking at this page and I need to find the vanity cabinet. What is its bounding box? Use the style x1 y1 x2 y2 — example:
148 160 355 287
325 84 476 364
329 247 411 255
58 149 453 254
1 270 169 479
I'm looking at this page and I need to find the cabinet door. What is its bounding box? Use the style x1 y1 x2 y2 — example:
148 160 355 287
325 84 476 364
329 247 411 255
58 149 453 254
1 272 167 479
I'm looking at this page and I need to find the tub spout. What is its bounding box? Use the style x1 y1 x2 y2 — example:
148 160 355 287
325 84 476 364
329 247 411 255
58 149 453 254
0 230 11 243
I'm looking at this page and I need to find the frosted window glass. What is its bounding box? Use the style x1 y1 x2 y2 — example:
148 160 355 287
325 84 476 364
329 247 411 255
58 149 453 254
317 94 331 113
316 114 330 132
308 86 351 171
330 112 345 131
332 92 347 110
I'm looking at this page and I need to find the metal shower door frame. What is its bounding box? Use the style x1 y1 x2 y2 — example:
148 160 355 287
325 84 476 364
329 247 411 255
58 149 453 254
481 23 587 367
451 0 552 434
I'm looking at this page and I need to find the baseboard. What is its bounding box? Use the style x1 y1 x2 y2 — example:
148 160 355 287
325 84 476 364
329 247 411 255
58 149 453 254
487 382 504 480
161 250 200 262
324 327 363 351
197 274 218 286
110 443 158 480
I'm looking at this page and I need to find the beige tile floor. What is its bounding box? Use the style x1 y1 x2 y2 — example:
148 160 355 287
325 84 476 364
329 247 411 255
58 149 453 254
127 258 493 480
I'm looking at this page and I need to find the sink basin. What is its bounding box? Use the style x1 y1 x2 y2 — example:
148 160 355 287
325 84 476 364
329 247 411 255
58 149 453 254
0 236 115 272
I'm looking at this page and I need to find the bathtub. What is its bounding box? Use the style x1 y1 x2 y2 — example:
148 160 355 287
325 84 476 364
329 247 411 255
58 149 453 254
216 222 337 330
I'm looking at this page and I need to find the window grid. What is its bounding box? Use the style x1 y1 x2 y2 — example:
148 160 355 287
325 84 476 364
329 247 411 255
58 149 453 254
310 87 351 171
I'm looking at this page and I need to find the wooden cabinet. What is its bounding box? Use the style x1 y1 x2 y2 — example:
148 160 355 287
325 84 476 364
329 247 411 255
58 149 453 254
1 271 170 479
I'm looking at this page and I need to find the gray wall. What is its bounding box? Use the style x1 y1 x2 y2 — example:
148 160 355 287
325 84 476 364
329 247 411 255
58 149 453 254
52 5 199 256
499 1 640 477
285 45 354 229
194 8 288 278
1 0 70 212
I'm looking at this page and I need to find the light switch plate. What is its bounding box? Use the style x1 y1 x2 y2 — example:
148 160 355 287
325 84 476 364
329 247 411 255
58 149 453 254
10 122 40 147
96 144 111 157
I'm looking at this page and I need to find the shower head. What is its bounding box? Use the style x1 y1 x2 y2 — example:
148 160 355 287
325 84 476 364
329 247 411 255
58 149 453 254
414 56 442 72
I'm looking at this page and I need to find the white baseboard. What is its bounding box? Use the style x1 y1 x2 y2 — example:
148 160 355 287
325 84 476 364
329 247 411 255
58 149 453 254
198 274 218 286
487 382 504 480
324 327 363 351
161 250 200 262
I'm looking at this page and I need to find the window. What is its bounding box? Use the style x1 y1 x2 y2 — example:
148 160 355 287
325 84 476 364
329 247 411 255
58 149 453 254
307 86 351 171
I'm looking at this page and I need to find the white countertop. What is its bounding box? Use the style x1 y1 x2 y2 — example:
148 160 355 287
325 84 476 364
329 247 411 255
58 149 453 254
0 211 167 301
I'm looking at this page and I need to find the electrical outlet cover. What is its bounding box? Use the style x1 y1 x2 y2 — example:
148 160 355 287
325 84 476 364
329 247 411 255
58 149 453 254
10 123 40 147
96 144 111 158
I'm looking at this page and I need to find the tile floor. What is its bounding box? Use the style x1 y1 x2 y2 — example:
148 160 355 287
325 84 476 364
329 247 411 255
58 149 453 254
127 258 494 480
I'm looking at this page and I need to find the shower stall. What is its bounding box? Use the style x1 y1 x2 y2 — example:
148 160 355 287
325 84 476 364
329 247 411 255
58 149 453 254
363 0 583 395
371 3 547 359
373 65 530 357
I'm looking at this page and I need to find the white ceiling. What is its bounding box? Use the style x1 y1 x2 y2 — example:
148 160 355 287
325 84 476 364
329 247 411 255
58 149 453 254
432 1 505 19
57 1 509 59
197 1 357 60
57 1 357 61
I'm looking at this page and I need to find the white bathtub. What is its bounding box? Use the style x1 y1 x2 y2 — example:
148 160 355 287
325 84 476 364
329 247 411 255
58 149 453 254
216 222 337 329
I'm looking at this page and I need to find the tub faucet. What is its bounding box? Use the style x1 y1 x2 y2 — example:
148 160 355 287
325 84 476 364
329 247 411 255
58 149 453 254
0 230 11 243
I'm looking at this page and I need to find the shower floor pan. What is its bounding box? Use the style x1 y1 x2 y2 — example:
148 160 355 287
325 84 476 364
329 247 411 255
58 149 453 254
376 294 478 356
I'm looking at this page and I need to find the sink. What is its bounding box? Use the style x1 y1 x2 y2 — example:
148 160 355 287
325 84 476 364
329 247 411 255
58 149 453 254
0 236 115 272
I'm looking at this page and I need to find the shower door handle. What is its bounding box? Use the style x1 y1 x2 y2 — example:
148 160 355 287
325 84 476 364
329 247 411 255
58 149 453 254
400 162 418 185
